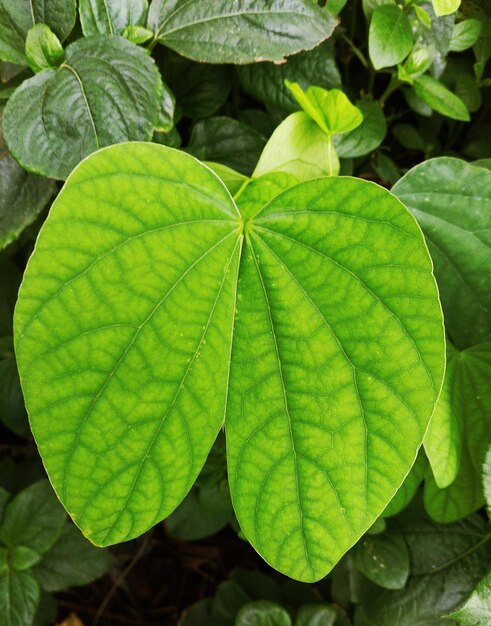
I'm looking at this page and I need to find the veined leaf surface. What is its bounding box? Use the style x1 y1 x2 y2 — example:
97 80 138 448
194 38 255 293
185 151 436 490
15 143 445 582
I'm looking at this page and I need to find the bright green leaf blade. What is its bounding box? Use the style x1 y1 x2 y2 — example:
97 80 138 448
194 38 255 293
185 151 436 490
286 83 363 136
424 343 461 488
449 570 491 625
149 0 337 64
433 0 461 17
0 481 66 554
236 173 300 220
227 178 444 582
80 0 148 36
382 449 427 517
25 24 64 74
333 101 387 158
237 43 341 114
392 158 491 348
15 143 242 548
368 5 414 70
352 522 410 589
253 112 331 182
0 0 75 65
33 524 113 592
206 162 248 197
3 36 162 180
0 568 40 626
0 123 55 250
413 75 470 122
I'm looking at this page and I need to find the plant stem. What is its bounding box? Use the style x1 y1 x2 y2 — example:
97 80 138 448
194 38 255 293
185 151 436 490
379 76 403 107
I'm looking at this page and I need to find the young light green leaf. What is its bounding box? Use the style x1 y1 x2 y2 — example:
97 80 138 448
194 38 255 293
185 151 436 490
122 24 153 44
187 117 266 176
80 0 148 36
253 112 332 181
15 143 444 582
285 82 363 136
33 524 113 592
413 75 470 121
0 129 55 250
449 19 482 52
205 163 248 196
393 158 491 348
237 43 341 113
0 482 66 555
0 0 76 65
369 5 414 70
148 0 337 64
0 569 40 626
333 101 387 158
25 24 64 74
432 0 461 17
3 36 162 179
352 522 410 589
448 570 491 625
414 5 432 29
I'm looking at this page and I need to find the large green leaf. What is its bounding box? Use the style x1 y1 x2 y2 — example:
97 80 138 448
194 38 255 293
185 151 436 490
80 0 148 36
449 570 491 625
0 0 76 65
392 158 491 348
3 36 162 180
15 143 444 582
148 0 337 64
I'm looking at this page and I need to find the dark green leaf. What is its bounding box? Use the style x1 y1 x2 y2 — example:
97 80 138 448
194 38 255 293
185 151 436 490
393 158 491 348
148 0 337 64
3 35 162 179
0 0 76 65
236 601 291 626
413 75 470 121
187 117 266 176
237 43 341 113
333 101 387 158
33 524 113 592
0 481 66 555
80 0 148 36
449 570 491 625
294 605 336 626
0 569 40 626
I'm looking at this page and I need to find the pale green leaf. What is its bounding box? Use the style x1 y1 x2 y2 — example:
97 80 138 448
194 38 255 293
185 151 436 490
392 158 491 348
253 112 332 181
369 5 414 70
206 163 248 197
413 75 470 121
80 0 148 36
148 0 337 64
3 36 162 180
25 24 64 74
285 82 363 136
0 0 76 65
449 570 491 625
15 143 444 582
433 0 461 17
449 19 482 52
0 569 40 626
237 43 341 113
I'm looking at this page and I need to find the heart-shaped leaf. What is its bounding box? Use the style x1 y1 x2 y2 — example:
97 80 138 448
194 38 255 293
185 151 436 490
3 36 163 180
148 0 337 64
14 143 444 582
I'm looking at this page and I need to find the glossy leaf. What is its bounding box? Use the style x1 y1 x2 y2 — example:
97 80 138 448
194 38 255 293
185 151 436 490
80 0 148 36
15 143 444 582
392 158 491 348
369 5 414 70
3 36 162 180
0 0 76 65
449 570 491 625
237 43 341 113
413 75 470 122
148 0 336 64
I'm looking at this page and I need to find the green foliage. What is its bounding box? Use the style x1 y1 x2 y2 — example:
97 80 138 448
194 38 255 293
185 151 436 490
369 5 414 69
